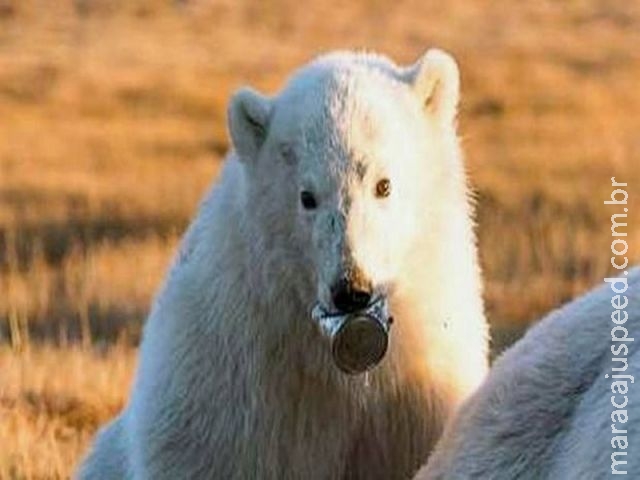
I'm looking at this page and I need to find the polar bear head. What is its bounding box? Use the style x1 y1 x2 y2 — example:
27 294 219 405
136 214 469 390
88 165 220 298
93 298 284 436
228 49 462 316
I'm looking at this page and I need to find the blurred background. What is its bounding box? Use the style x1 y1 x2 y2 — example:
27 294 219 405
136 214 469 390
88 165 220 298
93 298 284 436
0 0 638 477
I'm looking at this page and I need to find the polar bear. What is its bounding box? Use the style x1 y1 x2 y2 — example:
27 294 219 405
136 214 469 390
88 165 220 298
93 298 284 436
78 48 489 480
415 268 640 479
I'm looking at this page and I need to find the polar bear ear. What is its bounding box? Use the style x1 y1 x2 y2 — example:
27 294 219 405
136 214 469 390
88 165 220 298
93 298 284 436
228 87 273 163
405 49 460 125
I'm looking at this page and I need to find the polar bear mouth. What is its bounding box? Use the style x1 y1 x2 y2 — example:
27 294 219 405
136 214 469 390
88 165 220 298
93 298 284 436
311 296 387 322
311 297 392 374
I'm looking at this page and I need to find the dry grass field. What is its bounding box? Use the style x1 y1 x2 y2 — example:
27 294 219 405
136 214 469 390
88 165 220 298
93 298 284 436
1 0 639 478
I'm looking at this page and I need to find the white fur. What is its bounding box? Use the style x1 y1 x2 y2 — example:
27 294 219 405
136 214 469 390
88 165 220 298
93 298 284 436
78 49 488 480
415 268 640 479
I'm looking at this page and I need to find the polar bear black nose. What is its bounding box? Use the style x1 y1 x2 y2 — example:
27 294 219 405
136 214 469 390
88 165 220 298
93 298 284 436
331 278 372 313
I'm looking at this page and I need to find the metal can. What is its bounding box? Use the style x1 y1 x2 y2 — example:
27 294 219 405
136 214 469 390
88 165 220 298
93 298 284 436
312 299 391 374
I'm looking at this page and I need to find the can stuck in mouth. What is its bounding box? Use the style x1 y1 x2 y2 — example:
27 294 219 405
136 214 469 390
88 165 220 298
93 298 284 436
312 299 391 374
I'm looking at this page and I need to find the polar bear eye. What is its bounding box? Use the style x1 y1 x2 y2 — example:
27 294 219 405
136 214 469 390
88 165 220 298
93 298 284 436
300 191 318 210
375 179 391 198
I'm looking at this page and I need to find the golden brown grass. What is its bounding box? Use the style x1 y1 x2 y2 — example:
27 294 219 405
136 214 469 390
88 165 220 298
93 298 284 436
1 0 639 478
0 344 136 479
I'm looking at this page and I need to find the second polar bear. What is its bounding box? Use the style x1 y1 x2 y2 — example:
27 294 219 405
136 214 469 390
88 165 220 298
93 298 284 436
416 268 640 479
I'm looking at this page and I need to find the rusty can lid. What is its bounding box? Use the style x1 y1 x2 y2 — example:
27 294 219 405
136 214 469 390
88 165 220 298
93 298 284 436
332 314 388 374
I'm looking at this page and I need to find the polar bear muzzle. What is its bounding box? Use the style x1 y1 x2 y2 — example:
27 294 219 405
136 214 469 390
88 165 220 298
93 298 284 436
312 298 392 374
